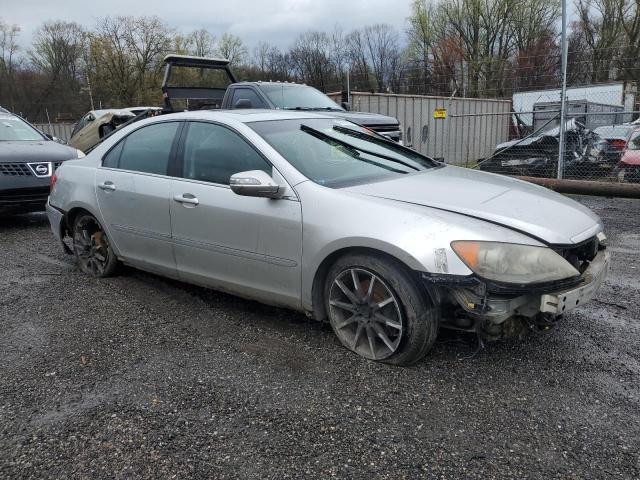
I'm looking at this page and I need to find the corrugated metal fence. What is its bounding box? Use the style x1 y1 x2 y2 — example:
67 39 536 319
34 123 74 143
329 92 512 166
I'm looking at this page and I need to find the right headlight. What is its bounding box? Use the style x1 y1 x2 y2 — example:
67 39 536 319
451 241 580 285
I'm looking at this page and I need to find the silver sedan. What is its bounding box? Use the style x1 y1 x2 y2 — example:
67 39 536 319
47 110 610 365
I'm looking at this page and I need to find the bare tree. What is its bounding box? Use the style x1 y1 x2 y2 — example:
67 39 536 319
363 24 401 92
91 16 172 106
217 33 247 65
345 29 372 90
406 0 436 93
189 28 216 57
289 31 334 89
252 41 271 74
575 0 624 82
0 19 21 110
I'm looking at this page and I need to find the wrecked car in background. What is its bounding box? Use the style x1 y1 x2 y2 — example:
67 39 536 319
68 109 136 153
480 120 610 179
68 107 162 153
615 127 640 182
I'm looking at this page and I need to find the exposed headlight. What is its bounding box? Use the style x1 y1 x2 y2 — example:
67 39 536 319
76 149 86 158
451 241 580 284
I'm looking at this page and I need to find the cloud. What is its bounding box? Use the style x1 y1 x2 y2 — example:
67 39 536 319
5 0 412 50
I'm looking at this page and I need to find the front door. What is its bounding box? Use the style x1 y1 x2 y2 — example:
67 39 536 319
169 121 303 307
95 121 182 277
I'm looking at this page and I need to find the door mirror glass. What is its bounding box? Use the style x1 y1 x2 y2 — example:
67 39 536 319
230 170 282 198
341 101 351 111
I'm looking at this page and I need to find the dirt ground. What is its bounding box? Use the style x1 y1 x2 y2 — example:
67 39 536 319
0 195 638 479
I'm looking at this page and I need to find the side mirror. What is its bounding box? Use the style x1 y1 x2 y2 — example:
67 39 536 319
87 114 95 122
230 170 282 198
341 101 351 111
234 99 253 109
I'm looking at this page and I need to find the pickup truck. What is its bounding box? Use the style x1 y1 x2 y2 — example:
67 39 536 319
162 54 402 143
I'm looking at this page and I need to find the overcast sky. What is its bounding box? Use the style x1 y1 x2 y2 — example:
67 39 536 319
4 0 413 50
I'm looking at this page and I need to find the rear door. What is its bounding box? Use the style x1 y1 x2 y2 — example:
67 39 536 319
95 121 182 277
169 121 303 307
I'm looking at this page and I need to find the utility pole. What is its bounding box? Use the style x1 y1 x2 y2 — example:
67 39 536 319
346 67 350 105
557 0 569 179
86 71 95 111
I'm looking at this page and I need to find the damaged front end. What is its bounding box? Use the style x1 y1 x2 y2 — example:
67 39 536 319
424 235 609 342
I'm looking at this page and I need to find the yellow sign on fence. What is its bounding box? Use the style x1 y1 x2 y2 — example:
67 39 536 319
433 108 447 119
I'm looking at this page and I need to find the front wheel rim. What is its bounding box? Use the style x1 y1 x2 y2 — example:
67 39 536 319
74 217 110 276
328 268 403 360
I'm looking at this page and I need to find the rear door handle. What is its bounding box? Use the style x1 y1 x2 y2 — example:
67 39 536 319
173 194 199 206
98 181 116 191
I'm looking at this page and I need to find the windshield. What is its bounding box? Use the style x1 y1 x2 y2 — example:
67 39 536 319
258 84 343 111
628 131 640 150
0 117 44 141
248 118 438 187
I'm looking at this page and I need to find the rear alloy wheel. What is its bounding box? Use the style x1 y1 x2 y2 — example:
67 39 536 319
72 214 119 277
325 253 439 365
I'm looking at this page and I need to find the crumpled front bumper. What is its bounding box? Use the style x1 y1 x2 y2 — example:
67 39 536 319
447 249 610 324
540 249 610 315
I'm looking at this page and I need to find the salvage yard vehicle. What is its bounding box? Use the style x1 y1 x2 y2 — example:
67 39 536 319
481 120 609 179
592 124 636 165
69 109 136 153
0 110 84 215
615 127 640 182
162 54 403 143
47 110 609 365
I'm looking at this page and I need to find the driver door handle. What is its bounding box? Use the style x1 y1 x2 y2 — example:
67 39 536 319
173 194 199 206
98 181 116 191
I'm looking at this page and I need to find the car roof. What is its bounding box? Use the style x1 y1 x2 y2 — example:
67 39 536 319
159 109 335 123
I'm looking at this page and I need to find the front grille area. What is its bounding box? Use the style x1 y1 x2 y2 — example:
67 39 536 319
554 236 600 274
0 163 33 176
0 161 63 177
0 186 50 206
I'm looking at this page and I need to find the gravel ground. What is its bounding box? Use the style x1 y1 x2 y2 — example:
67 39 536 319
0 195 639 479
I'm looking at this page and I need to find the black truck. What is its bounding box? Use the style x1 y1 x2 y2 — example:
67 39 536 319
161 54 402 143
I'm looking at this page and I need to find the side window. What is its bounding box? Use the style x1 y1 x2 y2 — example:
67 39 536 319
71 115 89 137
102 141 124 168
117 122 180 175
182 122 272 185
230 88 266 109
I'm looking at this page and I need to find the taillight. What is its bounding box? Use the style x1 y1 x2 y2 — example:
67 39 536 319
611 139 627 150
50 173 58 190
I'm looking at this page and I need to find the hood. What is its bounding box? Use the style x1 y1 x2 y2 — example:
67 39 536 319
0 140 79 163
328 111 399 128
344 166 602 245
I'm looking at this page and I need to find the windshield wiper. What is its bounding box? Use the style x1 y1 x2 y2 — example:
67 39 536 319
332 125 439 168
300 124 418 173
300 124 408 174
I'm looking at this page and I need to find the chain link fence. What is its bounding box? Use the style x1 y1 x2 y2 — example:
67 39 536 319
331 85 640 185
